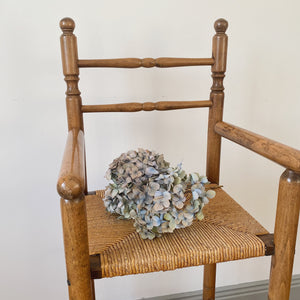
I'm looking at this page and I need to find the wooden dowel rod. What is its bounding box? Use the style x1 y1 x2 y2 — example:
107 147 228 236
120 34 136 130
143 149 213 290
81 100 212 113
215 121 300 173
78 57 214 68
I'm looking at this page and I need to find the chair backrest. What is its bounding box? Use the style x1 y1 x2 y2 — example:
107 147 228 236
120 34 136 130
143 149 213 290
59 17 228 185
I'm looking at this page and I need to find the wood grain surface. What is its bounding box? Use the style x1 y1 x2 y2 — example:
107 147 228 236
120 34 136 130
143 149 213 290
268 170 300 300
78 57 214 68
204 18 228 299
215 121 300 172
81 100 212 113
57 129 85 200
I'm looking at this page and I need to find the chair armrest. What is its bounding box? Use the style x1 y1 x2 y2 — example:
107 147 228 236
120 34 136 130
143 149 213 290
215 121 300 172
57 129 86 200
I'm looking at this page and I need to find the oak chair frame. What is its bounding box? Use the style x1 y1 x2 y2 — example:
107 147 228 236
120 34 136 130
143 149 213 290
57 17 300 300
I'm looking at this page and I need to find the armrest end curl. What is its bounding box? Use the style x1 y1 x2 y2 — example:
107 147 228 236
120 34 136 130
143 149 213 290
57 129 86 200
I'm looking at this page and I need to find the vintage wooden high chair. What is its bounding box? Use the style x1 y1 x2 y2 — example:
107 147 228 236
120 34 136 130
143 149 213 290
57 17 300 300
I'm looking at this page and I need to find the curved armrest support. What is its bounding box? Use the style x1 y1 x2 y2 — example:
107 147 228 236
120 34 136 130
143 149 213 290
57 129 86 200
215 122 300 173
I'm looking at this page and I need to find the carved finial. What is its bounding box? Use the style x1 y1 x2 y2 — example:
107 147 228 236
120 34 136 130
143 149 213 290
214 18 228 33
60 17 75 34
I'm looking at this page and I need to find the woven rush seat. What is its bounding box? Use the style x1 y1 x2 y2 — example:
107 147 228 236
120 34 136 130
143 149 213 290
86 186 269 278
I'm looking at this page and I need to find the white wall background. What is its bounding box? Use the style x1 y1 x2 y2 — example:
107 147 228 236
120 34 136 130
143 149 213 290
1 0 299 299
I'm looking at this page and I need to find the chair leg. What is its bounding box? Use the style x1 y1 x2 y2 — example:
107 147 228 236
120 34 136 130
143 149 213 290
61 197 93 300
268 170 300 300
203 264 216 300
91 279 96 300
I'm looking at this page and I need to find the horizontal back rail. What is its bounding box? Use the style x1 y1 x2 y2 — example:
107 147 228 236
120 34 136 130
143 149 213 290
78 57 214 68
81 100 212 113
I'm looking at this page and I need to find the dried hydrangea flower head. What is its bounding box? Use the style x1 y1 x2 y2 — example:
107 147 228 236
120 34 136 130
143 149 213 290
104 149 216 239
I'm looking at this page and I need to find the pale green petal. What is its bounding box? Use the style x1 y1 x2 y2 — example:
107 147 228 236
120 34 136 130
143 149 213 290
164 213 172 221
111 189 118 198
206 190 216 199
196 211 204 221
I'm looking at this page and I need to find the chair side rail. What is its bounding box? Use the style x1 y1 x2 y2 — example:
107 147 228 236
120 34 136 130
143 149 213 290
215 121 300 173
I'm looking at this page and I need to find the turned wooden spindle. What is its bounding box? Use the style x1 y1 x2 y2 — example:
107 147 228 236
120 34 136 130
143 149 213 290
206 18 228 184
268 170 300 300
204 18 228 300
60 17 83 131
78 57 215 68
59 18 93 300
81 100 212 113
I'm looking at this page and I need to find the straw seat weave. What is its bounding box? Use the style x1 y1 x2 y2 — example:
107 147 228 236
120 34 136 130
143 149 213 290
86 187 268 278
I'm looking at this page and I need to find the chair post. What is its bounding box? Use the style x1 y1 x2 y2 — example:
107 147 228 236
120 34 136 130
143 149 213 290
204 18 228 300
206 18 228 184
60 17 84 131
59 18 93 300
268 169 300 300
61 198 93 300
203 264 217 300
